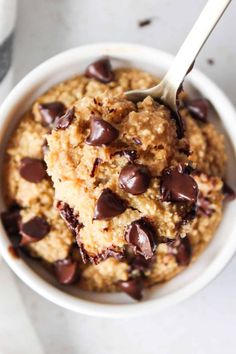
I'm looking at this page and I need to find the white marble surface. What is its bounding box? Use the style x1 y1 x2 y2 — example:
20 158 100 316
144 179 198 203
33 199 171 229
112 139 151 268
4 0 236 353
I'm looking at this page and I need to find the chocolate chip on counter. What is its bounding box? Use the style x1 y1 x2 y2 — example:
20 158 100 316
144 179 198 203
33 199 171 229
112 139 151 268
222 182 236 202
38 101 65 127
86 116 119 146
54 258 79 285
19 157 47 183
1 204 21 247
119 278 144 301
160 165 198 203
125 218 157 259
111 149 138 163
173 237 192 266
207 58 215 66
185 99 208 123
19 216 50 246
55 107 75 130
85 57 114 83
119 164 151 195
94 188 127 220
138 18 152 27
90 158 102 177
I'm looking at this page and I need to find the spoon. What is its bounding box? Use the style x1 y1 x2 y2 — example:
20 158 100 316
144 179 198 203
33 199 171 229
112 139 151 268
125 0 232 138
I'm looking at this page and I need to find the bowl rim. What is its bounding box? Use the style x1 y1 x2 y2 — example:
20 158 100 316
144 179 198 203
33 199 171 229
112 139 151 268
1 42 236 318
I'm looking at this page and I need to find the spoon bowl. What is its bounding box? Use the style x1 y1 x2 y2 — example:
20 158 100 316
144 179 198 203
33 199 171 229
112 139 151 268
125 0 232 140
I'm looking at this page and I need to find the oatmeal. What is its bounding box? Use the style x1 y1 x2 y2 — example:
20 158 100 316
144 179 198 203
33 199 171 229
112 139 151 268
1 57 233 300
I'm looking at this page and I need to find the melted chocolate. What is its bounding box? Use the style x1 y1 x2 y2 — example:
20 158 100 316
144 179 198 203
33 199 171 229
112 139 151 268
55 107 75 130
86 116 119 146
19 157 47 183
185 99 208 123
94 188 127 220
54 258 79 285
39 101 65 127
119 278 144 300
125 218 158 259
20 216 50 245
119 164 151 195
160 165 198 203
85 57 114 83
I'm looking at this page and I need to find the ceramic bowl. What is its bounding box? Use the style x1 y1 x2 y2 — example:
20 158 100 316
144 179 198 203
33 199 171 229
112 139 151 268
0 43 236 318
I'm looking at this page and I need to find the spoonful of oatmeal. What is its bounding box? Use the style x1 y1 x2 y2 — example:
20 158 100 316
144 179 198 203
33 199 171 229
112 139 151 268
125 0 231 138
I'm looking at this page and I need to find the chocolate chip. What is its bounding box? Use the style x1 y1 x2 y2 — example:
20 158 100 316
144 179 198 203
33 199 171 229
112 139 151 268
138 18 152 27
90 158 102 177
57 201 82 235
1 204 21 247
125 218 157 259
38 101 65 127
185 99 209 123
222 182 236 202
172 237 192 266
75 240 90 264
94 188 127 220
19 157 47 183
111 149 137 162
123 150 137 162
119 278 143 300
20 216 50 245
119 164 151 195
207 58 214 65
85 57 114 83
86 116 119 146
171 109 185 139
160 165 198 203
54 258 79 285
55 107 75 130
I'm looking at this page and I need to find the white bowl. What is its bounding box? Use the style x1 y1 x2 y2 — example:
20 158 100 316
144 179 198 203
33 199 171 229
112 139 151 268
0 43 236 318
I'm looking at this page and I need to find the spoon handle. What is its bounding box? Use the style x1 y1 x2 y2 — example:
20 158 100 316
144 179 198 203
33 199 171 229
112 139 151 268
162 0 231 95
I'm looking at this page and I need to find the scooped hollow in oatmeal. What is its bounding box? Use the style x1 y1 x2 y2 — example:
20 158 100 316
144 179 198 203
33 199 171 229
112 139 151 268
1 57 233 300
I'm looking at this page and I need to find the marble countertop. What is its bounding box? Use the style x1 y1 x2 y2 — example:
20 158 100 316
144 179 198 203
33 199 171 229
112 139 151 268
4 0 236 353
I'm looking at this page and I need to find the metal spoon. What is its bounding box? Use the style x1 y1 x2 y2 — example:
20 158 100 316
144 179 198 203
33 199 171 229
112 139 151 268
125 0 231 138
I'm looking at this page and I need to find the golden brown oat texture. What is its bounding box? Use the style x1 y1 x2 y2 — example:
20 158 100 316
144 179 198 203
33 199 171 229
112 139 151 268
3 68 158 264
45 94 194 259
3 67 226 292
